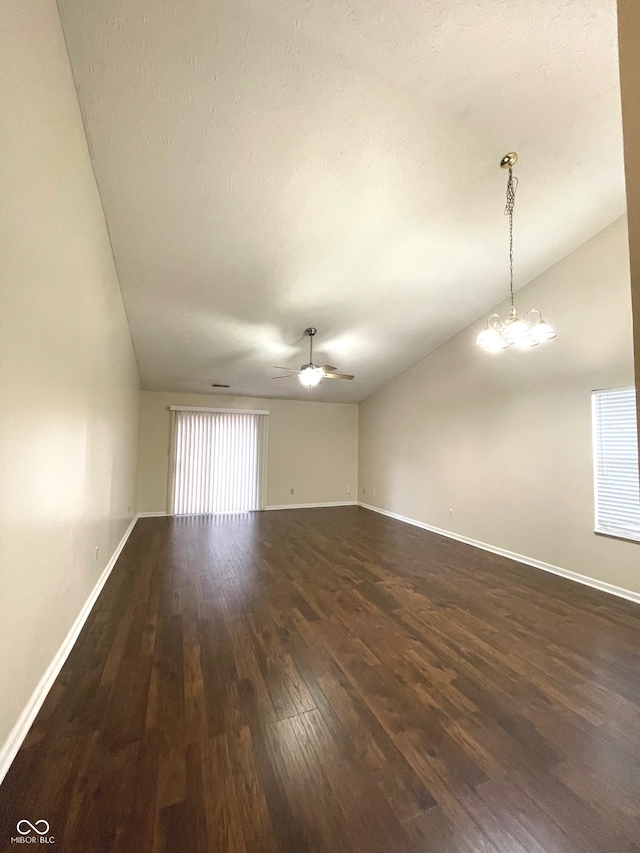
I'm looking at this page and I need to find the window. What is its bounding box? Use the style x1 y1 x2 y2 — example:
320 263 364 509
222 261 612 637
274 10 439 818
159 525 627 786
169 408 268 515
592 387 640 542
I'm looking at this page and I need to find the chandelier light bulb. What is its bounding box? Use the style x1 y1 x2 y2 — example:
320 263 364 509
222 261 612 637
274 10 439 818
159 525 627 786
530 319 556 342
476 327 507 351
476 153 556 353
476 328 496 347
484 338 509 352
512 335 539 349
502 317 530 343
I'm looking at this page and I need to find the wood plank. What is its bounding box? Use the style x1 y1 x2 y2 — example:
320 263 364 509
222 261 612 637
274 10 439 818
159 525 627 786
1 507 639 852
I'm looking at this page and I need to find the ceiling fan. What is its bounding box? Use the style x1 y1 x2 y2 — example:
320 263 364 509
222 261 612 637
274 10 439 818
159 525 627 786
272 328 354 387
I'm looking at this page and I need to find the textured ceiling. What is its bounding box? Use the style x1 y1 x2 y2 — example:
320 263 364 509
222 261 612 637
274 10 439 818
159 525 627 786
57 0 626 402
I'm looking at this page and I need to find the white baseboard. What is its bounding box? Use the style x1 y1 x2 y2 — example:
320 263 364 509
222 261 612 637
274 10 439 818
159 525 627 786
0 514 139 787
359 502 640 606
136 511 168 517
265 501 357 511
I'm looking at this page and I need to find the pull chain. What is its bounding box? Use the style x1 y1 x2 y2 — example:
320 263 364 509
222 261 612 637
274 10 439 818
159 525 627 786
504 167 517 311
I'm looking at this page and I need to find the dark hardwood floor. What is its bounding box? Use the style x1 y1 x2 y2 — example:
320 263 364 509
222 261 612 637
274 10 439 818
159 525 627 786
2 506 640 852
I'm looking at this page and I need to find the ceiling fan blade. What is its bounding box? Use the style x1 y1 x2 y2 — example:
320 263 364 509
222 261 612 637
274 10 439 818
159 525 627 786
320 365 337 372
273 366 301 373
271 374 298 379
323 372 354 380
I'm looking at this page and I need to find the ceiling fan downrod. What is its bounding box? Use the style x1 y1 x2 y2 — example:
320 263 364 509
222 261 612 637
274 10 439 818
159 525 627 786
304 327 317 366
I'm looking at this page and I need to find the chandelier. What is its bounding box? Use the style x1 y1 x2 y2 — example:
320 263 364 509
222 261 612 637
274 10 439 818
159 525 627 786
476 153 556 352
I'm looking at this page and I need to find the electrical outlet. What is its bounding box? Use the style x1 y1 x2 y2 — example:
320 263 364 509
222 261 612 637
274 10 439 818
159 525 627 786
346 486 351 495
373 489 376 496
362 487 366 495
290 488 295 495
449 509 453 518
95 546 99 561
128 504 131 514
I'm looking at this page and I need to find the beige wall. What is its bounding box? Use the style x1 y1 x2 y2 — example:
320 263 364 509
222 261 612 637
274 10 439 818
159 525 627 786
0 0 140 753
617 0 640 448
137 392 358 512
359 217 640 595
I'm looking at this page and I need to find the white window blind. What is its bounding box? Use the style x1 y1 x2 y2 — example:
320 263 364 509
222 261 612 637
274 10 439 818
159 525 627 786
170 410 268 515
592 387 640 542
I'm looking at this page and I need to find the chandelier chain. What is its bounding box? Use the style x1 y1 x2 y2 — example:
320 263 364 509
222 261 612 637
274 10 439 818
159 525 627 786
476 152 555 351
504 167 518 309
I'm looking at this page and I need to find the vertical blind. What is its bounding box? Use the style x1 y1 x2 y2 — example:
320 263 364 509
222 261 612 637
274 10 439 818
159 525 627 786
592 387 640 542
170 410 268 515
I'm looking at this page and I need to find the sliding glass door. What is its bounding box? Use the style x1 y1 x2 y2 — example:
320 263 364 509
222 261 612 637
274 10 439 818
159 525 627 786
169 409 268 515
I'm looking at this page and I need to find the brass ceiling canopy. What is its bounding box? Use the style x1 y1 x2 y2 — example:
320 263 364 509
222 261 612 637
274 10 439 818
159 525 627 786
500 152 518 169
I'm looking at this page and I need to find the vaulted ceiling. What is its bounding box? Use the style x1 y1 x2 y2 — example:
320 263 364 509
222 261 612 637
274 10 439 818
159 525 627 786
57 0 626 402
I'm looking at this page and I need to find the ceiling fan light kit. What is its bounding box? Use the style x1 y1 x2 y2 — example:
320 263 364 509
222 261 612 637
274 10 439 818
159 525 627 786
477 153 556 353
299 366 324 387
272 328 355 389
